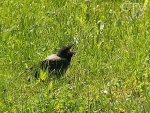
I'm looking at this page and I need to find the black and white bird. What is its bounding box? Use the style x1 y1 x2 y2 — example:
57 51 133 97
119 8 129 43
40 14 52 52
33 44 77 78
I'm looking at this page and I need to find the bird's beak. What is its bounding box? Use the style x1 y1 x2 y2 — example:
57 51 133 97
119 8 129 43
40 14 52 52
68 50 77 54
68 44 77 54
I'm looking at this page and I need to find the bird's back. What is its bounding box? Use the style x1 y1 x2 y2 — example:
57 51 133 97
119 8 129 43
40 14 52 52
40 54 70 75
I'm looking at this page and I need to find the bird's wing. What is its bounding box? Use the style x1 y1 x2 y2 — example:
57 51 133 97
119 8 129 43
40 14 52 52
40 54 70 71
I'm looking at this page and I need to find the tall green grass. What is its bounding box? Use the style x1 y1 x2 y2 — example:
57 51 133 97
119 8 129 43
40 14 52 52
0 0 150 112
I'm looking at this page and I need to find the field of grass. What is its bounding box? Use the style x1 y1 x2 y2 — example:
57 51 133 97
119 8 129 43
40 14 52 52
0 0 150 112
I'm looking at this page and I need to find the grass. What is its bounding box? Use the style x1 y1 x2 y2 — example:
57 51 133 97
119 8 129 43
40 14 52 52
0 0 150 112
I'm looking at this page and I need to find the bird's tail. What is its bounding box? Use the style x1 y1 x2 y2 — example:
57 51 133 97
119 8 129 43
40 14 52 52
24 64 40 78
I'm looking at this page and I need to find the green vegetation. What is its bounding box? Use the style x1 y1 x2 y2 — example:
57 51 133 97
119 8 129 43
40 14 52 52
0 0 149 112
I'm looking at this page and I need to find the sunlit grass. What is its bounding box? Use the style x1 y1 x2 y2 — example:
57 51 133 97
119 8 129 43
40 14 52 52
0 0 150 112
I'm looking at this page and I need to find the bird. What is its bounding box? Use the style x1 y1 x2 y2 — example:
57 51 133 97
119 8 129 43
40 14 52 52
32 44 77 78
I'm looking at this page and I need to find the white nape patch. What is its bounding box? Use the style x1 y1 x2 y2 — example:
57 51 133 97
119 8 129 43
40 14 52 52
44 54 64 61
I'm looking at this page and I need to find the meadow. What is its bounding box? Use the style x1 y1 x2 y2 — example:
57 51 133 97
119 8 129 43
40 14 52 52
0 0 150 112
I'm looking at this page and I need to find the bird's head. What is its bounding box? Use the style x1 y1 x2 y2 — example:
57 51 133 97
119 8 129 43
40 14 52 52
57 44 77 61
